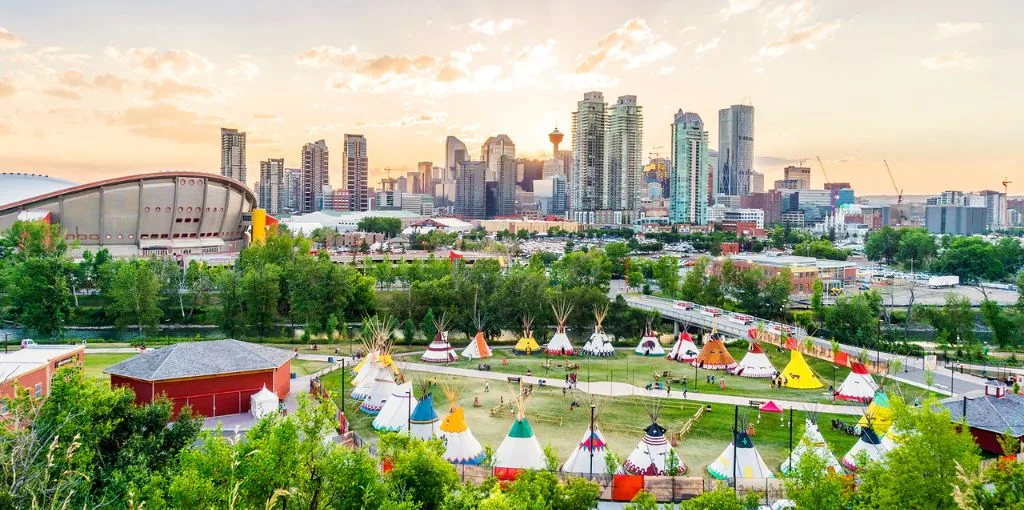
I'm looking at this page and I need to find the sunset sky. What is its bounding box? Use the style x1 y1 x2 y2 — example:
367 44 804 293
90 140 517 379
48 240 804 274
1 1 1021 195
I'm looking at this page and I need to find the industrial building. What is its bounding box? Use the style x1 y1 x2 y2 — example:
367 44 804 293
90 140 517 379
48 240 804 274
0 345 85 399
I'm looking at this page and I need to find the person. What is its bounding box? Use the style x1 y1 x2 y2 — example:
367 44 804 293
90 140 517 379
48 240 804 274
484 380 490 393
666 384 671 396
646 382 653 391
682 385 687 399
706 375 711 384
682 376 688 389
720 376 726 390
526 369 532 377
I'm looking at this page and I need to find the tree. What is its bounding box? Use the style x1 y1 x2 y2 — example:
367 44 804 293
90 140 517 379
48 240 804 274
213 269 244 337
823 291 882 347
380 434 459 510
920 295 976 345
811 279 825 325
681 486 759 509
652 256 680 296
6 257 72 337
105 259 163 337
932 236 1003 284
325 313 339 341
240 263 282 338
896 228 937 270
864 226 902 264
184 260 216 320
782 451 853 510
623 491 658 510
357 216 403 238
626 260 645 292
604 242 630 277
980 299 1019 348
793 239 850 261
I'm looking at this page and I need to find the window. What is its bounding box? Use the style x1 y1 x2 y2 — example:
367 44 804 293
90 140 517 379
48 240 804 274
34 383 42 398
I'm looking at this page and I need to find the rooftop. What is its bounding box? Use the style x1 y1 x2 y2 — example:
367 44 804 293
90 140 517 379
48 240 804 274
0 345 84 382
105 339 292 381
940 390 1024 436
731 252 856 269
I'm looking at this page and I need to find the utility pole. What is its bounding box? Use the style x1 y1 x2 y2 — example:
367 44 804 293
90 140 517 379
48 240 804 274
732 405 739 492
589 403 596 479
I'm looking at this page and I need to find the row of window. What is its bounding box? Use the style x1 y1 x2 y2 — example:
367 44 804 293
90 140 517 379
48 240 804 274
139 231 243 240
144 206 227 213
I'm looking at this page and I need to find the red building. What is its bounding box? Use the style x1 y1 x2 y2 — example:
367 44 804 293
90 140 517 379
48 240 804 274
106 339 292 418
942 381 1024 455
0 345 84 399
740 191 782 226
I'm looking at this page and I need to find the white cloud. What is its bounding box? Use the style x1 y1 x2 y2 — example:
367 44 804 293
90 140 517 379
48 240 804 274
920 52 975 71
935 22 982 38
0 28 26 49
573 18 676 73
680 26 697 35
659 66 675 75
227 59 260 80
762 0 812 30
695 37 721 57
106 47 215 79
0 78 15 98
721 0 762 19
462 18 524 36
356 112 449 128
753 21 841 59
557 71 619 90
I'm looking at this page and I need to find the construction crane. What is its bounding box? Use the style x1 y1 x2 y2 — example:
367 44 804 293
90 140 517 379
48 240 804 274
1004 176 1013 196
883 160 905 226
816 156 837 217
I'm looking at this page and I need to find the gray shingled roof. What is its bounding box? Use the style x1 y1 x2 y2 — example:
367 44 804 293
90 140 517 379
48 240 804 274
940 391 1024 436
104 339 293 381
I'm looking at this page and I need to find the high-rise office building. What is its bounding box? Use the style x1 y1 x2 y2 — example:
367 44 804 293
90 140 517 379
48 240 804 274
284 168 301 212
344 134 368 211
559 150 572 178
455 161 486 219
220 128 247 184
783 166 811 189
497 155 517 217
570 91 608 222
668 111 708 225
445 136 467 183
717 104 754 196
300 140 329 213
417 161 432 194
481 135 515 182
606 95 644 212
258 158 284 214
750 171 764 194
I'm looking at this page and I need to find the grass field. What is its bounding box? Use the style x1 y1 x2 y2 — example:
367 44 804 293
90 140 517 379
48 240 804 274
320 371 863 477
441 341 938 406
83 353 134 379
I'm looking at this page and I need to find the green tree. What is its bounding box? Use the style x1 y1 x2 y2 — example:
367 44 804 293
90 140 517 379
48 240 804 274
921 295 976 345
980 299 1019 348
793 239 850 261
6 257 73 337
682 485 759 509
213 269 244 337
652 256 680 296
357 216 403 238
864 226 902 264
823 291 882 347
811 279 825 325
623 491 658 510
105 259 163 337
782 451 853 510
931 236 1003 283
626 260 645 292
380 434 460 510
896 228 937 269
604 242 630 277
240 263 282 338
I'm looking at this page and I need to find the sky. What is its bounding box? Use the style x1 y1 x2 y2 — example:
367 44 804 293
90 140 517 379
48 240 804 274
1 0 1021 195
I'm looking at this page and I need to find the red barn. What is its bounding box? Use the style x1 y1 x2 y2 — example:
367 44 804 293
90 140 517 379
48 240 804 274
0 345 84 400
941 380 1024 454
106 339 292 418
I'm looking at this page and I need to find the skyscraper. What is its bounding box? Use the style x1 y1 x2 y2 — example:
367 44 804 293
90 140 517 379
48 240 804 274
455 161 486 219
497 155 517 217
668 111 709 225
445 136 467 183
258 158 284 214
570 91 607 223
717 104 754 196
284 168 301 212
220 128 246 184
605 95 644 212
750 171 764 194
783 166 811 189
344 134 368 211
300 140 329 213
416 161 432 194
481 134 515 182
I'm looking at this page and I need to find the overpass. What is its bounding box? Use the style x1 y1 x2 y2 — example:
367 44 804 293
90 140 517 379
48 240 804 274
623 294 989 397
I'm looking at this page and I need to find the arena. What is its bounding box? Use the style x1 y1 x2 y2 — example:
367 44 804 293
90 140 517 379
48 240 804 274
0 171 255 257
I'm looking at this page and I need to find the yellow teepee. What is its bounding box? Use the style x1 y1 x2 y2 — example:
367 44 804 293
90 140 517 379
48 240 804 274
857 389 894 434
780 349 823 389
513 315 541 354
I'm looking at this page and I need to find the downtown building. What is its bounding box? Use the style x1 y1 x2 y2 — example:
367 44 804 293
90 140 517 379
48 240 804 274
717 104 755 197
455 161 487 220
344 134 368 212
258 158 284 214
300 140 329 213
220 128 247 185
668 110 709 225
481 135 515 182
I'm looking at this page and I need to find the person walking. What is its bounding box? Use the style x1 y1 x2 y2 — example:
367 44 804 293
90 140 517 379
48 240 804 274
666 384 671 397
484 380 490 393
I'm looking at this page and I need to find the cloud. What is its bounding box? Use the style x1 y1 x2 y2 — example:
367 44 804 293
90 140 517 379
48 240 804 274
253 113 280 120
106 47 214 78
461 18 524 36
43 88 83 100
754 21 841 59
694 37 721 57
935 22 982 38
227 58 260 80
721 0 762 18
356 112 449 128
557 71 619 90
58 70 89 88
0 28 26 49
680 26 697 35
0 123 12 136
93 73 129 92
100 103 221 144
659 66 675 75
0 78 16 98
920 52 975 71
143 79 216 100
763 0 812 30
573 18 676 73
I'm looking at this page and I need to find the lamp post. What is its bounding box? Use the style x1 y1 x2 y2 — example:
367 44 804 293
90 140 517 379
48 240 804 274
589 403 596 479
732 405 739 492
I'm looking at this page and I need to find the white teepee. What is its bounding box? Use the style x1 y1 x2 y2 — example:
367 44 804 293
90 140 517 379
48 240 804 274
622 400 684 475
421 312 458 363
546 298 575 355
634 314 665 356
438 379 485 465
780 415 842 474
732 341 776 378
493 383 547 470
410 383 442 440
834 362 878 402
667 332 699 363
359 365 398 415
841 426 890 472
582 306 615 357
707 430 774 479
372 381 417 432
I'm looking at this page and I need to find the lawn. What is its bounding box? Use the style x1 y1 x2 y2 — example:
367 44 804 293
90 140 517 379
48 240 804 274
319 371 862 477
82 353 134 379
441 340 939 406
291 359 331 376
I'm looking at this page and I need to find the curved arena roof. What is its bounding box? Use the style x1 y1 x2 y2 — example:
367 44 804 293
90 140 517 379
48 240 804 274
0 173 78 207
0 171 256 256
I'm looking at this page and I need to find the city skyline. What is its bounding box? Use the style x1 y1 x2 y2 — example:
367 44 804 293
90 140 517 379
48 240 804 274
1 1 1021 195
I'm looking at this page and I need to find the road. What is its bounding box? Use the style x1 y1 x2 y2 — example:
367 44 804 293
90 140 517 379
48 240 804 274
621 294 989 397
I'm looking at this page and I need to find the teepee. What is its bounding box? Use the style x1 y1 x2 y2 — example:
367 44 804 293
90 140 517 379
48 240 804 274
461 300 493 359
372 380 417 432
780 414 842 474
780 346 823 389
582 306 615 357
835 362 878 402
622 400 685 475
546 298 575 355
494 383 547 470
693 329 737 370
841 425 890 472
421 312 458 363
857 388 894 434
732 341 776 378
359 364 398 415
410 380 441 440
561 403 611 475
634 313 665 356
708 429 774 479
667 332 700 363
513 315 541 355
352 317 398 401
438 379 486 465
